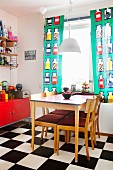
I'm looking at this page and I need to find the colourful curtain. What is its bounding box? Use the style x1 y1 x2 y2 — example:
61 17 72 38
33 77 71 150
90 7 113 102
43 15 64 93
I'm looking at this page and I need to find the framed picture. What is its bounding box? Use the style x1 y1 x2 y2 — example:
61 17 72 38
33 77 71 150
25 50 36 60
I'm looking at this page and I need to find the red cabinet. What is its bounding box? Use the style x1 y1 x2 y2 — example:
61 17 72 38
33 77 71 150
0 98 30 127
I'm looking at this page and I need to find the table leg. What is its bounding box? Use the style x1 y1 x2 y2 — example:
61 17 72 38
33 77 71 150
75 106 79 162
31 101 35 150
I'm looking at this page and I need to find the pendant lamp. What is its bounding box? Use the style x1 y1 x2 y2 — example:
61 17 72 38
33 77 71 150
59 0 81 53
59 31 81 53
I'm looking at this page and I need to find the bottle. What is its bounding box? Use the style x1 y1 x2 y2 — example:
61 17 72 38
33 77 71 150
44 87 49 93
104 8 111 20
3 25 8 38
46 29 52 40
105 23 111 37
1 57 4 65
98 58 103 72
106 40 112 54
5 93 8 102
44 73 50 84
107 58 112 71
52 73 57 84
100 92 104 100
98 75 104 88
107 74 111 88
54 16 60 25
108 92 113 102
54 28 59 40
97 42 102 55
96 25 102 39
95 10 102 22
1 90 5 101
47 18 52 26
52 88 56 92
53 43 58 55
0 20 3 36
45 58 50 70
52 58 58 70
46 44 51 55
8 26 12 39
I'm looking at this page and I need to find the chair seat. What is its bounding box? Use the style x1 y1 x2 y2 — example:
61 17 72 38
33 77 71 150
49 109 73 116
57 114 86 127
79 111 86 118
36 114 65 124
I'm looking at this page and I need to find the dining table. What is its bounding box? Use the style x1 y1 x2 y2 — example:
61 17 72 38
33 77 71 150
30 93 94 162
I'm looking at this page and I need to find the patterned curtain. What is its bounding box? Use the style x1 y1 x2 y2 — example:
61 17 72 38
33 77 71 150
43 15 64 93
90 8 113 102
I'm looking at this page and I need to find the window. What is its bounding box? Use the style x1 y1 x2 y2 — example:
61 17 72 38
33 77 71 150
62 19 92 91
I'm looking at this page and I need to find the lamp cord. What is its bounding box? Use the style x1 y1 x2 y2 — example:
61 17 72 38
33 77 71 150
67 0 72 38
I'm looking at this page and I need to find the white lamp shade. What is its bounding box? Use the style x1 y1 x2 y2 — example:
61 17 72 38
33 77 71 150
59 38 81 53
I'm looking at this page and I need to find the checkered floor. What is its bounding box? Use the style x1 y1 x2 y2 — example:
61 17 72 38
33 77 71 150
0 121 113 170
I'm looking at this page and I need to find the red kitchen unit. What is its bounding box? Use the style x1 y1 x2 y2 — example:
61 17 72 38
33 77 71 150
0 98 30 127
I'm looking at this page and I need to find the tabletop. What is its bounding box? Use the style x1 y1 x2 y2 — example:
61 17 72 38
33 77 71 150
30 93 94 105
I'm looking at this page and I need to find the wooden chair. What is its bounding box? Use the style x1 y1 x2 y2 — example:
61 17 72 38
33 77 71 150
93 95 102 144
79 95 102 142
34 112 65 153
31 92 73 152
56 97 96 160
44 91 73 138
31 92 46 149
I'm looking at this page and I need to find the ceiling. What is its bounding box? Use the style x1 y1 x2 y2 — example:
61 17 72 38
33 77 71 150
0 0 108 17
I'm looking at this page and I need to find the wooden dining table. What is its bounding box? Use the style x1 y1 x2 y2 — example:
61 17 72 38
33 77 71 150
30 93 94 162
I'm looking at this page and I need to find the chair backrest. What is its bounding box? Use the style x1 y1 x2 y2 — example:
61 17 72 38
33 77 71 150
85 96 96 113
39 92 46 115
45 91 56 114
46 91 57 97
96 94 102 113
39 92 46 97
84 97 96 128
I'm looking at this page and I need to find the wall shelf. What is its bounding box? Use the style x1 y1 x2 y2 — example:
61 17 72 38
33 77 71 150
0 52 18 56
0 36 17 42
0 36 18 68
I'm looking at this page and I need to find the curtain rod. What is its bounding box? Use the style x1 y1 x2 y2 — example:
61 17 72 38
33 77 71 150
64 16 90 22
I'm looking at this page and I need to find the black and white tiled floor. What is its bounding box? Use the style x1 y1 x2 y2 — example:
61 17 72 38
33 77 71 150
0 121 113 170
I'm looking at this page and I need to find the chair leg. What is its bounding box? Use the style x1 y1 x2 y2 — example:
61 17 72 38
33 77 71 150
54 126 57 153
41 127 45 140
97 117 100 138
57 126 60 155
31 122 35 151
65 130 67 143
84 131 90 160
45 127 48 137
94 121 97 145
66 130 70 144
90 125 94 150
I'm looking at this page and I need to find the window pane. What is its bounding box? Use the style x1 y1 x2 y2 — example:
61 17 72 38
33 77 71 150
62 20 90 90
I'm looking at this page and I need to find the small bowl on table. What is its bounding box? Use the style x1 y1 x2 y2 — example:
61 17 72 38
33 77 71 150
62 92 72 100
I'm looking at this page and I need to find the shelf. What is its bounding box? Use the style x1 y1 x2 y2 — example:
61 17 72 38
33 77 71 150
0 64 18 68
0 36 17 42
0 52 18 56
0 65 10 68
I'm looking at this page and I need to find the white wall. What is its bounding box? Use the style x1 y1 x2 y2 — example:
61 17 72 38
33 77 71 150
17 14 44 94
0 9 18 85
